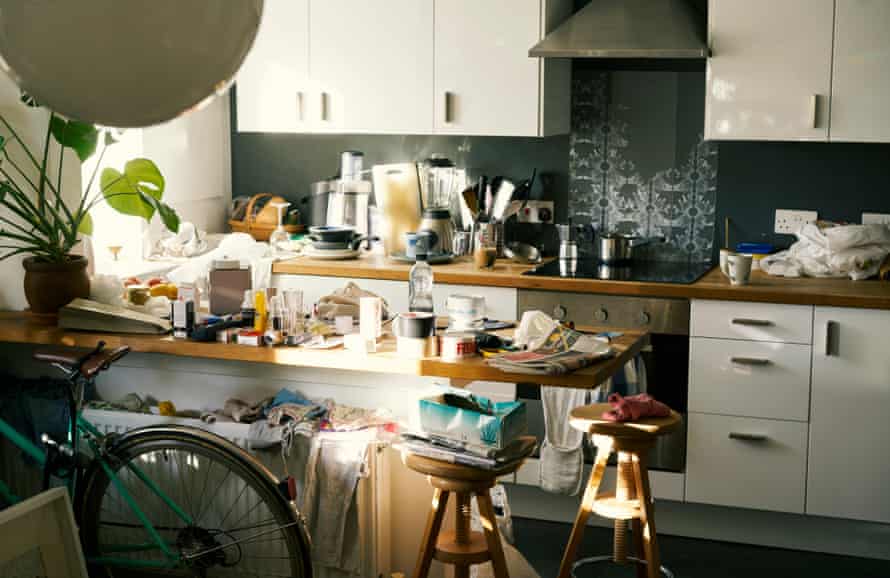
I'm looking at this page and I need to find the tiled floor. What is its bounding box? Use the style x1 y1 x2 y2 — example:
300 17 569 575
513 517 890 578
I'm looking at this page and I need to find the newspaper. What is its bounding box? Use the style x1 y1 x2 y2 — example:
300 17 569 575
487 323 614 375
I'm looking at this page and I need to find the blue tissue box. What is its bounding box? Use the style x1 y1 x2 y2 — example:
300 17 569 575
418 395 527 450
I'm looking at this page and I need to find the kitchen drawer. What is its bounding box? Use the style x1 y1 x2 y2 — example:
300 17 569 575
689 338 811 422
685 413 807 514
691 300 813 344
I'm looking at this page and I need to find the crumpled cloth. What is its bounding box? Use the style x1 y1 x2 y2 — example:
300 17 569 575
315 282 390 321
222 396 273 423
762 223 890 280
601 393 670 422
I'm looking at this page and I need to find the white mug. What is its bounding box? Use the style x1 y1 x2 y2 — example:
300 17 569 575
727 254 753 286
719 248 734 278
446 294 485 330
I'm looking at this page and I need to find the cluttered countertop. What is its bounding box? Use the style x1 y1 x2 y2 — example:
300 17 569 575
0 313 647 390
272 254 890 310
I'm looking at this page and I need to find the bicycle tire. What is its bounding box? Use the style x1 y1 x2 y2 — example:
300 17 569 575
77 425 312 577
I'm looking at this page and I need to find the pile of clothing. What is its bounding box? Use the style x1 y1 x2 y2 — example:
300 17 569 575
761 223 890 280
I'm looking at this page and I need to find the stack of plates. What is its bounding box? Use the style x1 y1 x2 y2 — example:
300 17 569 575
304 246 360 260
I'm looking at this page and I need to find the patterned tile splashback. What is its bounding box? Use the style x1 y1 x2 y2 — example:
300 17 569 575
568 70 718 263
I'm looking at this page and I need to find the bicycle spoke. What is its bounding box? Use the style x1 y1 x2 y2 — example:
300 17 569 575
217 480 251 528
196 464 231 525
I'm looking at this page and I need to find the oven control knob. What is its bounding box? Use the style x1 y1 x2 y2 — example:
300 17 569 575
552 305 567 321
594 308 608 323
638 311 651 325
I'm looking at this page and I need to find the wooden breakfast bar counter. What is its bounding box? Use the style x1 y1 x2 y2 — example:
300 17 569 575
0 313 648 390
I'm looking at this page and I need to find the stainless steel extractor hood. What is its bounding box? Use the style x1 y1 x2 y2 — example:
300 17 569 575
530 0 707 59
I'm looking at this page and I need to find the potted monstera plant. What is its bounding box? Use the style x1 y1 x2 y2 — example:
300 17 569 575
0 96 180 315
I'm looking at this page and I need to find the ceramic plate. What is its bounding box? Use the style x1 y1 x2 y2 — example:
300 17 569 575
304 247 361 260
390 252 454 265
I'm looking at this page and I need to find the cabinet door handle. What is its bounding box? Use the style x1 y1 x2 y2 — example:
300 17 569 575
825 320 838 356
444 91 454 124
730 357 771 366
810 94 819 129
731 318 773 327
729 432 769 442
320 92 329 122
296 92 304 121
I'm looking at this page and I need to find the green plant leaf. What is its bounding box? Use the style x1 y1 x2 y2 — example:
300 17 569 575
77 212 93 236
123 158 164 199
50 116 98 162
155 201 180 233
101 168 155 220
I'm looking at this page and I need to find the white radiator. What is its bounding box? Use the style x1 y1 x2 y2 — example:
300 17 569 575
82 409 390 578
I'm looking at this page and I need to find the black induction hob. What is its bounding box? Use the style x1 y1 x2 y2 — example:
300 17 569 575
523 259 714 284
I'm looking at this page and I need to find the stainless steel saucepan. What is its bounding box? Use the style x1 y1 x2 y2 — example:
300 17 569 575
599 234 664 264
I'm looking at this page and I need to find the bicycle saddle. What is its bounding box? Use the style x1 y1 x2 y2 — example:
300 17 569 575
34 345 130 378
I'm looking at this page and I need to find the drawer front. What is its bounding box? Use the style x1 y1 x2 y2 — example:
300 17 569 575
691 300 813 344
685 413 808 514
689 338 812 421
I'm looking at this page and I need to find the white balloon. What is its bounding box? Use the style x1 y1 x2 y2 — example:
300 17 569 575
0 0 263 127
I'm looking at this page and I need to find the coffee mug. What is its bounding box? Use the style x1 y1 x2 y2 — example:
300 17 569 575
727 254 753 286
719 248 734 277
404 231 435 259
394 312 436 338
446 294 485 330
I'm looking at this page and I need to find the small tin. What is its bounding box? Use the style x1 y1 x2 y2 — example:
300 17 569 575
440 332 477 361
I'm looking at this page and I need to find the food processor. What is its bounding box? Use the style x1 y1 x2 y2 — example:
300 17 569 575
417 154 461 256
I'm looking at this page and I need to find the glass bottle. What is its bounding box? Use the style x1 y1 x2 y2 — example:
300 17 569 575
268 201 291 256
409 245 434 313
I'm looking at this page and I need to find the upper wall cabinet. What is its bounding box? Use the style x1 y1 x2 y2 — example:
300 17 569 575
829 0 890 142
309 0 434 134
235 0 570 137
236 0 310 133
705 0 834 141
434 0 571 137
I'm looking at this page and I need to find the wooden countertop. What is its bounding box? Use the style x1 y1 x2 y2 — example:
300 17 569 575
272 254 890 309
0 314 647 390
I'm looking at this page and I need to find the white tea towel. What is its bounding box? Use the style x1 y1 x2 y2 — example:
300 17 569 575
540 386 590 495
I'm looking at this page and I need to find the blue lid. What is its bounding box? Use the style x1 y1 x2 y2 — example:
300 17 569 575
736 242 774 254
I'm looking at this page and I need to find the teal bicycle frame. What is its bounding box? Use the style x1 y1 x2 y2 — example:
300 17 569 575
0 411 195 570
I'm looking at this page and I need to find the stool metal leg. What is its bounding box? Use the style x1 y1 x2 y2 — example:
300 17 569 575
413 488 450 578
477 491 509 578
557 437 613 578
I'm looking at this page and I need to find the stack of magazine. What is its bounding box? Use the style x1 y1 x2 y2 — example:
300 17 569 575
398 432 535 470
486 323 614 375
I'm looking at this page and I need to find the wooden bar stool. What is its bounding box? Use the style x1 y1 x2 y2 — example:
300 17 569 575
557 403 682 578
404 437 535 578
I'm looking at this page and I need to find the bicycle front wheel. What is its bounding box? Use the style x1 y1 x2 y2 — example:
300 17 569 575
77 425 312 577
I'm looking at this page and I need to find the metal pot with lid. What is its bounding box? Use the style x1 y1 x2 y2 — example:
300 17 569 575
599 233 664 264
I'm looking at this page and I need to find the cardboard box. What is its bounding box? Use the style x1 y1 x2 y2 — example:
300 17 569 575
418 394 527 450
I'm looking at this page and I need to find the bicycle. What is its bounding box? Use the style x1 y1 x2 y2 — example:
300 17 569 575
0 341 312 577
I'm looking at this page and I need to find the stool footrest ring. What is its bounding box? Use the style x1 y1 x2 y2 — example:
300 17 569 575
571 555 675 578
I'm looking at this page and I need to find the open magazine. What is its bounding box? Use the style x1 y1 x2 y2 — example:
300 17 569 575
487 320 614 375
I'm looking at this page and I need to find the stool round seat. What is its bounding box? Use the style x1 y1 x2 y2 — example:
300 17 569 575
404 452 525 485
569 403 682 439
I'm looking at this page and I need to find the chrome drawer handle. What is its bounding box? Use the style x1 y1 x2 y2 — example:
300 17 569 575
731 318 773 327
728 432 769 442
730 357 771 366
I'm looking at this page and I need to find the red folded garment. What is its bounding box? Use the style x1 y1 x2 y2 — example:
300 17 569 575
601 393 671 422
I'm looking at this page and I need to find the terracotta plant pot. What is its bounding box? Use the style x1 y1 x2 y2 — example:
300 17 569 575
22 255 90 315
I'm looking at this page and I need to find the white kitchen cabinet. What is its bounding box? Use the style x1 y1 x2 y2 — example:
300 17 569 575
829 0 890 142
433 0 571 137
236 0 310 133
308 0 433 134
705 0 834 141
807 307 890 523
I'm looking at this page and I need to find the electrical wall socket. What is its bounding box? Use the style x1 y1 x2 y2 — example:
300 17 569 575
862 213 890 225
517 200 554 224
774 209 818 234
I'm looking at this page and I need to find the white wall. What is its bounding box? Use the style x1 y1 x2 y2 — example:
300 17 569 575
0 72 82 310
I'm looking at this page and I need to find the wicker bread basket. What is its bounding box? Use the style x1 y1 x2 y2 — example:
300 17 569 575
228 193 304 241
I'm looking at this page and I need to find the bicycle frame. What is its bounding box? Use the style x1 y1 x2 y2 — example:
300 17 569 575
0 411 194 570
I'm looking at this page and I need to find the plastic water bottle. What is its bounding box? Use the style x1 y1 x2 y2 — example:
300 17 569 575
409 243 434 313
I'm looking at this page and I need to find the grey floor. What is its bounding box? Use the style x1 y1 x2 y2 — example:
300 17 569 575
512 517 890 578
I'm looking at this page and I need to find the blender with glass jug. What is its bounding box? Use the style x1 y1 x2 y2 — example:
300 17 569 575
417 154 462 256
